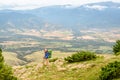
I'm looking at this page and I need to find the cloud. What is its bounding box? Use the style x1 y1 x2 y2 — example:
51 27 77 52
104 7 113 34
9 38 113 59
0 0 120 10
84 5 108 10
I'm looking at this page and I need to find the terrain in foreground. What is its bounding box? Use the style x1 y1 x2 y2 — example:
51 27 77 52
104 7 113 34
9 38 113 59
12 52 120 80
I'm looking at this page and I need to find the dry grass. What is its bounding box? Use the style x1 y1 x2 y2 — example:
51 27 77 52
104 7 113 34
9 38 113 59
24 51 74 63
13 53 120 80
3 52 26 66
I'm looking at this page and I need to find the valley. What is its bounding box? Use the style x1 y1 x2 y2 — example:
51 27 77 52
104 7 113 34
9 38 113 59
1 28 120 66
1 28 119 53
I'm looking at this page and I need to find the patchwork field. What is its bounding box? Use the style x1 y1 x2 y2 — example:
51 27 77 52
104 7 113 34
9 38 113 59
1 28 120 66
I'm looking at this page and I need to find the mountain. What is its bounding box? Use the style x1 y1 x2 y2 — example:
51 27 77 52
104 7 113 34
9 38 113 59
0 11 43 29
0 1 120 30
0 1 119 46
23 1 120 28
0 1 120 41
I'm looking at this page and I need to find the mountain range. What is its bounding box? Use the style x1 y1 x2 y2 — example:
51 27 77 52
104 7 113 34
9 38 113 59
0 1 120 31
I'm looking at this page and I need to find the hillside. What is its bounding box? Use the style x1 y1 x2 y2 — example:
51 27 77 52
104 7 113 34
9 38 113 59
2 51 74 66
3 52 26 66
13 54 120 80
24 51 74 63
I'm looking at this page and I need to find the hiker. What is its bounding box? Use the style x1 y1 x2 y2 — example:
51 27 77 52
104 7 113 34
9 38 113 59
43 48 50 66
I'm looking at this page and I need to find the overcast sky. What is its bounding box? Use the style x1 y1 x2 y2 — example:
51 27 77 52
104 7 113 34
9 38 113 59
0 0 120 10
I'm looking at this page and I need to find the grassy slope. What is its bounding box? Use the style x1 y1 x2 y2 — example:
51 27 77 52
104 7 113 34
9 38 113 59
24 51 74 63
3 52 26 66
13 53 120 80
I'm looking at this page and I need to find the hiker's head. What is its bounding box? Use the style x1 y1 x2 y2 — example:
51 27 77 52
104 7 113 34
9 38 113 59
44 48 48 52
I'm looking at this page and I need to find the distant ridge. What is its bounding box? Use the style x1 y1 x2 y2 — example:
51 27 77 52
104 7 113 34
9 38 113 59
0 1 120 30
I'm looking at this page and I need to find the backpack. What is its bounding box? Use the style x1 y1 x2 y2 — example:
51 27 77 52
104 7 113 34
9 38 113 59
48 49 52 58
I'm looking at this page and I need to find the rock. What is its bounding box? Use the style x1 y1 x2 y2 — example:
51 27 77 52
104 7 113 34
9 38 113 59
35 64 43 70
54 58 64 66
57 67 67 71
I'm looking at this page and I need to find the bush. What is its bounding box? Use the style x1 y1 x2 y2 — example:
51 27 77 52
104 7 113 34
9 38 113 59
115 52 120 56
0 48 17 80
99 61 120 80
49 58 58 62
113 40 120 55
64 51 96 63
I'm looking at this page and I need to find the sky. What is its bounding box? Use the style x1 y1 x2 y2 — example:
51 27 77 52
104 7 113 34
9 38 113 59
0 0 120 10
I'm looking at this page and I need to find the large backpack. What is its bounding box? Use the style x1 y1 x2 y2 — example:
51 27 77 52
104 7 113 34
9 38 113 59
48 49 52 58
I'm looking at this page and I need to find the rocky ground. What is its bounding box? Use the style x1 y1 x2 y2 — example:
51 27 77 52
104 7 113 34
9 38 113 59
13 54 119 80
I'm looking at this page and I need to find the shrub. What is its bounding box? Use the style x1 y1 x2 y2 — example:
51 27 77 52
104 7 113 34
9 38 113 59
49 58 58 62
113 40 120 55
99 61 120 80
115 52 120 56
64 51 96 63
0 48 17 80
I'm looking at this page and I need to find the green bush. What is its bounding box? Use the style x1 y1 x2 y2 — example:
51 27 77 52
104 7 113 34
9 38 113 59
64 51 96 63
49 58 58 62
99 61 120 80
115 52 120 56
0 48 17 80
113 40 120 55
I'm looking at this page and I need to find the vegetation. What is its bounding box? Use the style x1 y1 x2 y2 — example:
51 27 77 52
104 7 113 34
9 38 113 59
113 40 120 55
49 58 58 62
99 61 120 80
14 53 120 80
2 40 120 80
0 48 17 80
64 51 96 63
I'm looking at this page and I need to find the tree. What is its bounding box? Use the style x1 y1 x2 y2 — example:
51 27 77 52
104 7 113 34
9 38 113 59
0 48 17 80
99 61 120 80
113 40 120 55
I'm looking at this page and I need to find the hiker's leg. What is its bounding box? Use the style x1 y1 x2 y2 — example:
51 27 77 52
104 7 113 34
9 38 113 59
43 57 46 65
46 58 49 66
